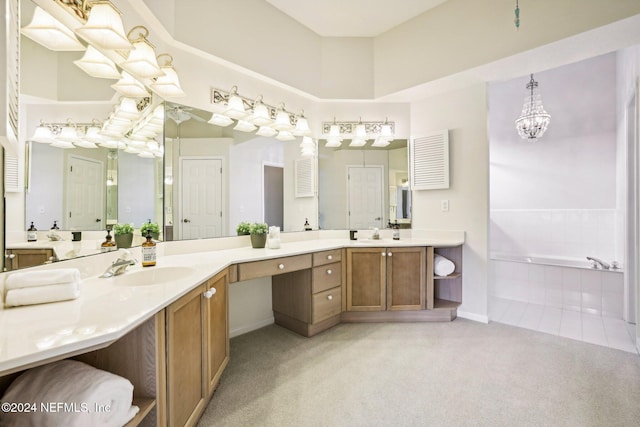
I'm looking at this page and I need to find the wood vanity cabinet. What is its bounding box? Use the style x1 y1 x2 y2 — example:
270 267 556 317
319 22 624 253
165 270 228 427
346 246 425 312
272 249 343 337
4 248 55 271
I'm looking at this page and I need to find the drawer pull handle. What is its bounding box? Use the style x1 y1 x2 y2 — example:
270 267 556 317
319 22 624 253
327 269 332 275
327 295 333 301
278 264 285 270
327 255 333 260
204 287 217 299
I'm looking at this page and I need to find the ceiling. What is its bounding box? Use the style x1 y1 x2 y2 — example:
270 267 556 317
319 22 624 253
265 0 449 37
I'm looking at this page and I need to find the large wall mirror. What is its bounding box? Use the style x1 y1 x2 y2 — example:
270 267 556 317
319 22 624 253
318 140 411 230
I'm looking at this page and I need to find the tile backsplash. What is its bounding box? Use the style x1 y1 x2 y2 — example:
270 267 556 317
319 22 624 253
490 209 621 262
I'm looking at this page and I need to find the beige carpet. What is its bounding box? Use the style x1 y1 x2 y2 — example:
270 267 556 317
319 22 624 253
198 319 640 427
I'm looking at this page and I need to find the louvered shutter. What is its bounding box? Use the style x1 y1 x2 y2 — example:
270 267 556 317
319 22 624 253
410 130 449 190
295 157 314 197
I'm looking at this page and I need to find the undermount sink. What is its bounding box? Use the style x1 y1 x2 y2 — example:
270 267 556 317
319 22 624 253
113 266 197 286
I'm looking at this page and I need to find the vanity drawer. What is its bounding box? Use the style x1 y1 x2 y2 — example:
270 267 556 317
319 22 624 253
238 254 312 281
312 262 342 294
312 286 342 324
313 249 342 266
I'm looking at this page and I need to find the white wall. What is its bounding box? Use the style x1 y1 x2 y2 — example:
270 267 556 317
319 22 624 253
117 152 155 227
26 143 63 229
410 83 489 321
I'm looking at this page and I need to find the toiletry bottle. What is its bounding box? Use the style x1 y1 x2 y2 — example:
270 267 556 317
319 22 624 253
27 222 37 242
101 229 116 252
304 218 312 231
142 230 157 267
48 221 60 241
393 220 400 240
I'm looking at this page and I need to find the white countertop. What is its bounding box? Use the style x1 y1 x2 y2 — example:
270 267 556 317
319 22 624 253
0 234 463 375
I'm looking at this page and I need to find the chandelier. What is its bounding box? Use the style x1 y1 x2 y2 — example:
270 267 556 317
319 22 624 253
515 74 551 141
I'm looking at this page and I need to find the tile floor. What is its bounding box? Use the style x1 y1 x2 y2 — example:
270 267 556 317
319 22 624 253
490 297 638 354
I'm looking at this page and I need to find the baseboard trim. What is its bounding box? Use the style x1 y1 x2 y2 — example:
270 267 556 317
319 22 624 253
230 317 274 338
457 311 489 324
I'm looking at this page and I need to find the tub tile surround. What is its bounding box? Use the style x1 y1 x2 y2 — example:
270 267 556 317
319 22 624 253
490 209 621 263
0 229 464 374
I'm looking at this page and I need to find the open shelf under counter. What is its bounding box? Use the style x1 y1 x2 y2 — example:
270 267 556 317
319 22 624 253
433 272 462 280
125 398 156 427
433 298 461 310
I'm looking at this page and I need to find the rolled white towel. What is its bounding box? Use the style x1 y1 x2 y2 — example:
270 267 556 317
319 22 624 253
0 360 136 427
4 282 81 307
5 268 81 291
434 254 455 277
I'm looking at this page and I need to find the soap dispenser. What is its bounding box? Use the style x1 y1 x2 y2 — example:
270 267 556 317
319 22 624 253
48 221 61 241
142 230 157 267
27 222 37 242
101 229 116 252
304 218 312 231
393 220 400 241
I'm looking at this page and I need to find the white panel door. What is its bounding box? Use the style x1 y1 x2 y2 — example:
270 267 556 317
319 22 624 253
348 166 383 230
180 158 223 240
66 155 104 231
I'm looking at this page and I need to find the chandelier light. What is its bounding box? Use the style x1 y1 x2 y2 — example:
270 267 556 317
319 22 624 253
515 74 551 141
74 1 132 51
73 45 121 79
21 6 85 51
120 26 164 79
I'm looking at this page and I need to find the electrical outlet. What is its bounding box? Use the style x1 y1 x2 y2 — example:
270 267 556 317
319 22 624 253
441 200 449 212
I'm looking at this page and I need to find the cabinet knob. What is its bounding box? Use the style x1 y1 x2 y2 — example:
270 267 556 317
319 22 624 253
204 287 217 299
5 253 15 259
327 255 333 260
388 252 393 257
327 295 333 301
327 269 332 275
381 252 386 257
278 263 285 270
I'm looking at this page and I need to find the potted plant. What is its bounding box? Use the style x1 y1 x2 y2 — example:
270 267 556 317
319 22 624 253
236 221 251 236
249 222 268 248
140 220 161 240
113 223 135 249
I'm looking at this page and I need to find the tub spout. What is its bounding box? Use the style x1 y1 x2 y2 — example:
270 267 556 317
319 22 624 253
586 256 610 270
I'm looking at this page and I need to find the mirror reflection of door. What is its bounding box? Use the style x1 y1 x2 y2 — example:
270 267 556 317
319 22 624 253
65 155 104 231
348 166 383 229
263 164 284 229
180 157 223 239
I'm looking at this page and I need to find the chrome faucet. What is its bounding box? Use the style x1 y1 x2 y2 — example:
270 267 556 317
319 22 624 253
586 256 610 270
100 256 137 278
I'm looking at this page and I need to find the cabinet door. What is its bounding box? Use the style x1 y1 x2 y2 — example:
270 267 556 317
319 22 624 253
387 247 426 310
346 248 386 311
166 285 207 427
205 271 229 396
6 249 54 271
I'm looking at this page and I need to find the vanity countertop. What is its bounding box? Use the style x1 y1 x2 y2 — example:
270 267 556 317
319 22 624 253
0 235 463 375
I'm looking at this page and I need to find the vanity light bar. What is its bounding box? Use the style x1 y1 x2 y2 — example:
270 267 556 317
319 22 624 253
321 120 395 136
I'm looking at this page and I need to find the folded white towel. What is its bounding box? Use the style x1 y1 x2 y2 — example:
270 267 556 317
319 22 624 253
4 282 80 307
434 254 455 277
5 268 81 291
0 360 135 427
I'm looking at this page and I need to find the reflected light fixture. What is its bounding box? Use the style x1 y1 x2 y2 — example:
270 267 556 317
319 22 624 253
112 71 149 97
234 120 257 133
21 6 85 51
74 1 132 50
256 126 278 138
325 137 342 148
300 136 316 157
73 45 121 79
208 113 234 127
149 54 186 98
120 26 163 79
515 74 551 141
275 130 295 141
29 125 56 143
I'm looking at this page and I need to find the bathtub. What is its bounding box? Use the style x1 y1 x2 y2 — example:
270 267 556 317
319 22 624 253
489 253 624 318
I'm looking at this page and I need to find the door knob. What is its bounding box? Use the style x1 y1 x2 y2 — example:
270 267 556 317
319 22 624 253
183 218 191 223
95 218 101 222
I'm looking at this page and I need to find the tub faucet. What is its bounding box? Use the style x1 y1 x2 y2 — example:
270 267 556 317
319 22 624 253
100 254 137 278
586 256 610 270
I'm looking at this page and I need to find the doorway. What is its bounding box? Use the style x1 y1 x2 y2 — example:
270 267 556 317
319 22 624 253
65 155 104 231
347 165 384 230
263 164 283 229
179 157 223 240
